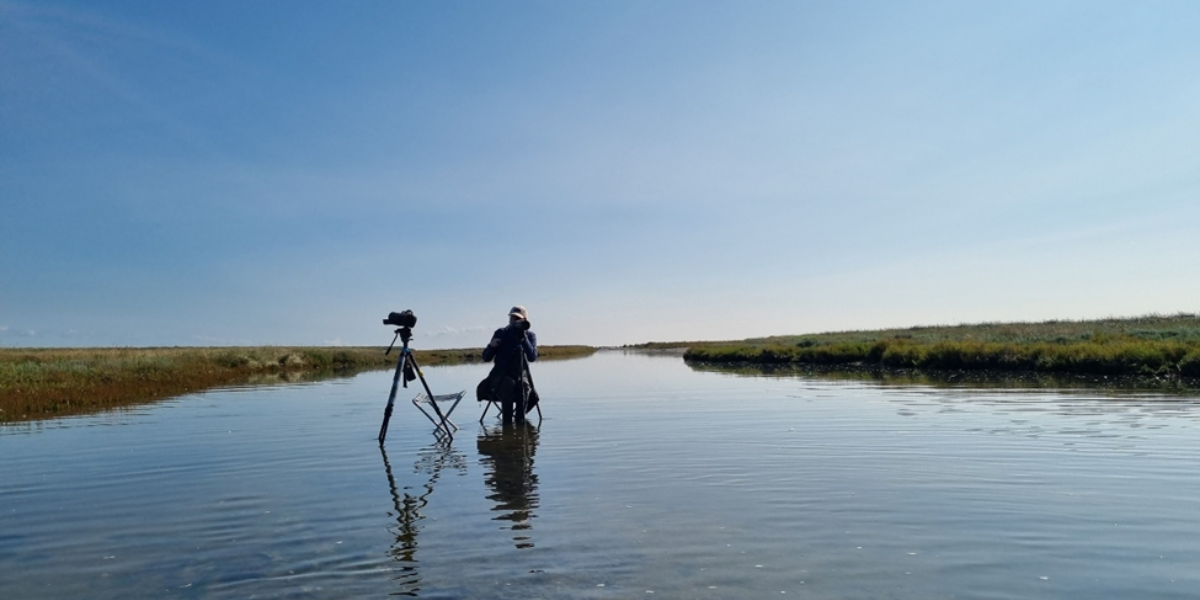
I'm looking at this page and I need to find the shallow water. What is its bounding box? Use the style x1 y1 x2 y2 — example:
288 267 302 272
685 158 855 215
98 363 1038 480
3 351 1200 599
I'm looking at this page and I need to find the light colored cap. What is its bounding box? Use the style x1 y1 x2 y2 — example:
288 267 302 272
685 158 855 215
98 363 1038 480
508 305 528 320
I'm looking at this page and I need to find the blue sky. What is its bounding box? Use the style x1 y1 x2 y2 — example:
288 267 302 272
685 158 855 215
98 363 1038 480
2 1 1198 349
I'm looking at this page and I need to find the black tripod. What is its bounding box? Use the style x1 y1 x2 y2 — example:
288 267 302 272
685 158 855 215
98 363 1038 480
378 326 452 444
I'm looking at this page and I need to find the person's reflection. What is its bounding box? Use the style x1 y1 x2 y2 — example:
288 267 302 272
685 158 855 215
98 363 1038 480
477 422 540 549
380 442 466 596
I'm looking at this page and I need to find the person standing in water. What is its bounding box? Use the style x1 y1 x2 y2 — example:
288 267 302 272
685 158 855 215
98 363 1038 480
482 305 538 423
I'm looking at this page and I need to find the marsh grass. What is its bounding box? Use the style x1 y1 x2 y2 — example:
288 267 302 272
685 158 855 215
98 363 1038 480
0 345 594 423
680 314 1200 379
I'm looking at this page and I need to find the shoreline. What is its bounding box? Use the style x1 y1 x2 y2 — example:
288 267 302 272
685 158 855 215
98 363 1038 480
0 345 595 423
664 314 1200 379
7 314 1200 423
683 337 1200 377
685 359 1200 393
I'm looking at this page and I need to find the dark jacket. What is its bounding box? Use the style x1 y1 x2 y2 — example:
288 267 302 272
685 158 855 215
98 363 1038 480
482 325 537 377
479 325 538 407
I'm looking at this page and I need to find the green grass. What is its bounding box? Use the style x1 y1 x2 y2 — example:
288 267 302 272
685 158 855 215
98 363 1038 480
0 345 595 423
680 314 1200 378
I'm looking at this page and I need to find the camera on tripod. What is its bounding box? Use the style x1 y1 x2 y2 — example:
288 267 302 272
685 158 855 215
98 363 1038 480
383 309 417 328
375 307 458 444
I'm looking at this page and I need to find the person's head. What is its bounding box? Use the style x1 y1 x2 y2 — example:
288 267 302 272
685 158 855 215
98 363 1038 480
508 305 528 323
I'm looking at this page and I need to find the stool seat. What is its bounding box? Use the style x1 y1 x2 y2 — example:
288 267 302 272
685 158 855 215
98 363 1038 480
412 390 466 434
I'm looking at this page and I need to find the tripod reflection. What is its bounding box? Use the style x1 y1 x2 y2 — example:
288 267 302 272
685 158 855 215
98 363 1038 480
380 442 467 596
477 422 541 549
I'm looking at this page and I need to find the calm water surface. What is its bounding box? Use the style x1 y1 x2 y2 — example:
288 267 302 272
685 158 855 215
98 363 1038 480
3 351 1200 599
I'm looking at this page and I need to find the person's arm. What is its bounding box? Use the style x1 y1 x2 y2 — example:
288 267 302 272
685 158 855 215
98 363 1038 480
523 331 538 362
482 329 502 362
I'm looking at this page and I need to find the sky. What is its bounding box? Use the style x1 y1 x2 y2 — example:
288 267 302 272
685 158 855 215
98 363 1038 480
2 1 1199 349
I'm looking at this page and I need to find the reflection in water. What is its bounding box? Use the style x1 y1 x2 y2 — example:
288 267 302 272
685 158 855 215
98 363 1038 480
380 442 467 596
688 361 1200 394
690 360 1200 446
477 423 540 549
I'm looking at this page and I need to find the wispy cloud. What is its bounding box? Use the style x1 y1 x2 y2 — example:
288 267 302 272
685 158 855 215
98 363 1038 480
0 326 108 346
190 334 254 346
1 0 249 157
424 325 487 339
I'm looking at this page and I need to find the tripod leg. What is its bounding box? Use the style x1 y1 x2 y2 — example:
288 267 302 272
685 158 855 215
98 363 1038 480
523 355 540 416
514 353 530 424
378 351 408 444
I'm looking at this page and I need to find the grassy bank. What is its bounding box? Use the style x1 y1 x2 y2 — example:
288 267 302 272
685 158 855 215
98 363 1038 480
681 314 1200 378
0 345 595 423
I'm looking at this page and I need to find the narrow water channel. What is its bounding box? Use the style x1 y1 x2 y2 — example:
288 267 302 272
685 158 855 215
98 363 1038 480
3 351 1199 599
